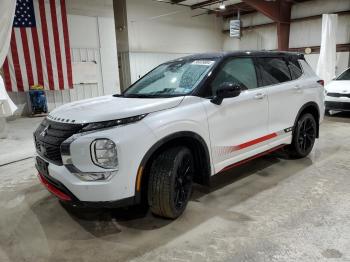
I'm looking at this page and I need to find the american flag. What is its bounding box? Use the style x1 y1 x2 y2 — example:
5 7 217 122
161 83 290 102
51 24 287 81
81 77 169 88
2 0 73 92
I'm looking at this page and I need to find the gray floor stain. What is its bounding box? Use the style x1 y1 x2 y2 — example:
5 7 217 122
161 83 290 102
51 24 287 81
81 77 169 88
322 249 343 259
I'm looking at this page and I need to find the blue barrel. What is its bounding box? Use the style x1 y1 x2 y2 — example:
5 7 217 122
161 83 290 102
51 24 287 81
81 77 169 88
29 89 48 114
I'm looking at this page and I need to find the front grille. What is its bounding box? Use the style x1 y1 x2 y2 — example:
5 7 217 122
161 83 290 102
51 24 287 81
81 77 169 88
34 119 85 165
325 101 350 111
327 92 350 98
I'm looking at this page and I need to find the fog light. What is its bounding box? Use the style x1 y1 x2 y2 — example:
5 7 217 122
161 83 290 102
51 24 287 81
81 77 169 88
74 171 117 181
91 139 118 169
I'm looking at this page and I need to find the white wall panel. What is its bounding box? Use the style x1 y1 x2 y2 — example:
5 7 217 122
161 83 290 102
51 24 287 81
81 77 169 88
290 14 350 48
66 0 114 17
223 24 277 51
306 52 350 75
223 12 273 29
68 15 99 48
126 0 223 54
98 17 120 95
291 0 350 19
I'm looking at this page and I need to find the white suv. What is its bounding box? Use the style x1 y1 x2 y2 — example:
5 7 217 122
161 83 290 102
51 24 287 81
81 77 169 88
34 51 324 219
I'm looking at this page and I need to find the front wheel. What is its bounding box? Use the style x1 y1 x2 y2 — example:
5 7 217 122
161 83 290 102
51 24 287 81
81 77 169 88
148 147 194 219
287 113 317 159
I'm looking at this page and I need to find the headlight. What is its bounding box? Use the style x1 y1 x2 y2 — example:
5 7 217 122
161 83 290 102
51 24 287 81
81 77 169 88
82 114 147 132
91 139 118 169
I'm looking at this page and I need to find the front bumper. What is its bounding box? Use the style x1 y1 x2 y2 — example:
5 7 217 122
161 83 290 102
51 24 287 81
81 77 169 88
34 119 157 206
325 101 350 111
37 171 137 208
325 95 350 111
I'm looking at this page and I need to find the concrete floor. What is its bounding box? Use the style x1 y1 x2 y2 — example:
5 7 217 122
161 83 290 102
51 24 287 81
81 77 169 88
1 114 350 262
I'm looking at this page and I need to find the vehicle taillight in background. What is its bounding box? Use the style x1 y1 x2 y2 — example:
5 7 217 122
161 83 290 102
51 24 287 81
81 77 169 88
317 80 324 87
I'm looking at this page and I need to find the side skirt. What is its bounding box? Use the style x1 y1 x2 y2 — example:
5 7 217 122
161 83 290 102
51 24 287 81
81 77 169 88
218 144 286 173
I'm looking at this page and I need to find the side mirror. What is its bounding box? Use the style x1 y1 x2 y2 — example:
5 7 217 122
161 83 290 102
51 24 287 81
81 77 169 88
211 82 242 105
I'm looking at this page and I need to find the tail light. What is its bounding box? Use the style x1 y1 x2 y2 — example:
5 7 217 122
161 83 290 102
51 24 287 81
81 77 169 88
317 80 324 87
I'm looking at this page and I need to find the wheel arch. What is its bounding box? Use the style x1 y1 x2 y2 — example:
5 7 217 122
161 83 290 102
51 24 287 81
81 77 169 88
135 131 211 202
294 102 320 138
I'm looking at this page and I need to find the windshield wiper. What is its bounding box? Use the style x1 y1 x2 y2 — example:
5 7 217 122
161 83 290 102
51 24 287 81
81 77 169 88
123 94 157 98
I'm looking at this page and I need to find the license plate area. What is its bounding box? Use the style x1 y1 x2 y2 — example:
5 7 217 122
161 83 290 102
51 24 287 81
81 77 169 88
36 156 49 177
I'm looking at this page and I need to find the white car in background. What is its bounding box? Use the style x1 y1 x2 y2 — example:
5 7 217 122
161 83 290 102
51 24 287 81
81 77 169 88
325 67 350 114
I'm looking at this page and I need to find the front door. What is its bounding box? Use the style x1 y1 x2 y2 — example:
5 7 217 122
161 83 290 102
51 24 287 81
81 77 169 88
202 57 269 173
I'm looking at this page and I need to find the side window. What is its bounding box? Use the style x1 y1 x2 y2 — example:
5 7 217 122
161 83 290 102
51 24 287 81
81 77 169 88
210 57 258 96
288 59 303 80
258 57 292 86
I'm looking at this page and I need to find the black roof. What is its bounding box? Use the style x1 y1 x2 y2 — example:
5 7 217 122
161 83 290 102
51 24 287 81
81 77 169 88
172 51 304 61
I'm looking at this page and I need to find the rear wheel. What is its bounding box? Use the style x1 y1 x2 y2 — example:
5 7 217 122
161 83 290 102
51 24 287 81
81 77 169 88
148 147 194 219
287 113 317 158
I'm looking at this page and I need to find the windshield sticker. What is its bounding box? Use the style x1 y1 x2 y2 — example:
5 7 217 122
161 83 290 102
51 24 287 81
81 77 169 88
191 60 215 66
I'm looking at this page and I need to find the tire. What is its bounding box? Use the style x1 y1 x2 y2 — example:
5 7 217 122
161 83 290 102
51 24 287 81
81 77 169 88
148 147 194 219
287 113 317 159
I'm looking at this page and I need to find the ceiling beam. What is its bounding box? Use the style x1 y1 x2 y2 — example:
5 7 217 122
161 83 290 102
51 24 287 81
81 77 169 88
216 2 256 17
242 0 291 23
191 0 222 10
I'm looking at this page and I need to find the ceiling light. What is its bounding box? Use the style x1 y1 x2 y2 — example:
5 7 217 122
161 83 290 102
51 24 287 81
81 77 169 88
219 1 226 10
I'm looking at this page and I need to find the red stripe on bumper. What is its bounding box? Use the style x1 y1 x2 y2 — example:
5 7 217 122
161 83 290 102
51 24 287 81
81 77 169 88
38 173 72 201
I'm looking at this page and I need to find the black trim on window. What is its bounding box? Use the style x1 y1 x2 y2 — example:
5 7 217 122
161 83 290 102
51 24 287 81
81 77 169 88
256 57 292 87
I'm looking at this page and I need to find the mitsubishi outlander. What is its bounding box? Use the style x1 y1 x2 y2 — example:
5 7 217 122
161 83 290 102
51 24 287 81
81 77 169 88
34 51 324 219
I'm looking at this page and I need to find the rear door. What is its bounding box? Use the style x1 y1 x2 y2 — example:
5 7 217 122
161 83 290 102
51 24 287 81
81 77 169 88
256 57 303 146
202 57 270 173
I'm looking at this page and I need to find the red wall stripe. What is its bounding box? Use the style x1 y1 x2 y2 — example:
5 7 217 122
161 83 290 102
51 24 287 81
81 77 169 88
38 0 54 90
31 27 44 86
49 0 64 90
60 0 73 88
10 30 24 92
20 28 34 86
2 58 12 92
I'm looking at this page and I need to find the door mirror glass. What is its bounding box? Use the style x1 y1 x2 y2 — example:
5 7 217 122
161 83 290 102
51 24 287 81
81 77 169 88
211 82 242 105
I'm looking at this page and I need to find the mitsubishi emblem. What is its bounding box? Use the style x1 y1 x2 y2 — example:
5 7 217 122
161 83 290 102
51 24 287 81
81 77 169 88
40 125 50 137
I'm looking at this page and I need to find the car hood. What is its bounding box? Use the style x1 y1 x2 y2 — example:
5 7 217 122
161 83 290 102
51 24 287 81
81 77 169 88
325 80 350 93
49 95 184 124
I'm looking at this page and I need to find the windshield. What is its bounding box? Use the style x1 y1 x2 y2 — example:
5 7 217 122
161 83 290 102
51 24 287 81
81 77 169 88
336 68 350 80
123 59 216 98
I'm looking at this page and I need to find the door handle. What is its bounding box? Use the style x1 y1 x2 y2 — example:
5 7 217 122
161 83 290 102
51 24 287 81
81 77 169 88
293 85 302 93
254 93 266 100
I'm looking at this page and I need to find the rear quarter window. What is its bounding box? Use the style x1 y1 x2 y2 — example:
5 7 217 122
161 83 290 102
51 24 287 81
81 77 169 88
288 59 303 80
258 57 292 86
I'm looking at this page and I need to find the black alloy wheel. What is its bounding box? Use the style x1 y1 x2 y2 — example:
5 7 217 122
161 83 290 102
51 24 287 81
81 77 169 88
148 147 194 219
298 115 316 154
288 113 317 158
174 153 193 210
